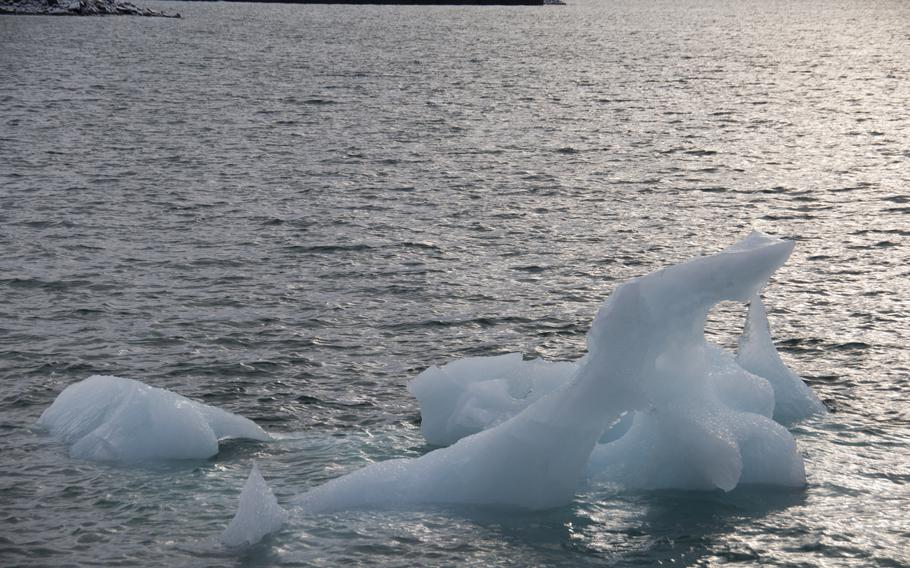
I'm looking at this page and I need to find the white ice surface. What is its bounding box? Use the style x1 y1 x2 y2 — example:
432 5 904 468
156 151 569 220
220 462 288 548
39 375 271 461
293 231 816 511
737 293 827 424
407 353 576 446
578 231 807 491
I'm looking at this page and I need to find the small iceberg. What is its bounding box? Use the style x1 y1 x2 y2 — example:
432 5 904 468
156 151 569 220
292 231 822 512
220 462 288 548
39 375 271 461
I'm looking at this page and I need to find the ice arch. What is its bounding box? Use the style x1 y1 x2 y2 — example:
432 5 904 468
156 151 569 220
293 232 816 512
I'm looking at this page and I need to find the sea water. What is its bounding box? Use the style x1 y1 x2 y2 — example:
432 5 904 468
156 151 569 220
1 0 909 565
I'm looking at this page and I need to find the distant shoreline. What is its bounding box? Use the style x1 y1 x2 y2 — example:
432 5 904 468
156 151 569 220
0 0 180 16
0 0 563 15
175 0 562 5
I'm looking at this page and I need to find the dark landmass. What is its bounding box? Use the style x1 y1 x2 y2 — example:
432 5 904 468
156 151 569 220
0 0 180 16
0 0 563 14
182 0 562 4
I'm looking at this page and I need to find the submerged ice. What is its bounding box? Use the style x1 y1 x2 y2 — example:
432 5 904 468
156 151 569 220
292 231 825 511
39 375 271 461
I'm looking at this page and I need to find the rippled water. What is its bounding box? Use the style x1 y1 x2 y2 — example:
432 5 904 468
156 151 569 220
1 0 909 565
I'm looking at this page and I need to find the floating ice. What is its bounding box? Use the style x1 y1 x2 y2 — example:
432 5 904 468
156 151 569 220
220 462 288 548
408 353 576 446
737 294 827 424
574 231 807 491
293 231 816 510
295 372 621 511
587 401 807 491
583 341 802 491
39 375 271 461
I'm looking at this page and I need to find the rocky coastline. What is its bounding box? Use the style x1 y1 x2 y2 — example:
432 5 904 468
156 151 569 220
0 0 180 17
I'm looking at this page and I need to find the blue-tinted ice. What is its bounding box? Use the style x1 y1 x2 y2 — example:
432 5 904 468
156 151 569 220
293 232 824 511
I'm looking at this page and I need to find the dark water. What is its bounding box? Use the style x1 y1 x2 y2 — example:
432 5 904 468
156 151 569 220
1 0 909 565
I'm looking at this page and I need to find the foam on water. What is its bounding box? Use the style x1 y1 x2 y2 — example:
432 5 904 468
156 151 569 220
38 375 271 461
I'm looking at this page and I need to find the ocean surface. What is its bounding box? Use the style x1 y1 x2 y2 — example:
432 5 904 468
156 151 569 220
1 0 909 565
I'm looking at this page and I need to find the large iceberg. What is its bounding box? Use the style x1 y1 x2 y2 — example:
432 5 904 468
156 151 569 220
563 232 811 491
407 296 823 453
39 375 272 461
292 232 821 512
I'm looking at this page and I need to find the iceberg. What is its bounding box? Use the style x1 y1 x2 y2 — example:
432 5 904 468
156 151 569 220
39 375 271 461
569 231 808 491
220 462 288 548
407 277 823 452
293 232 818 511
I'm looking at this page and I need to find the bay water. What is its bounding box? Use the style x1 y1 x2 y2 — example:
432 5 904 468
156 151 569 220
1 0 909 565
